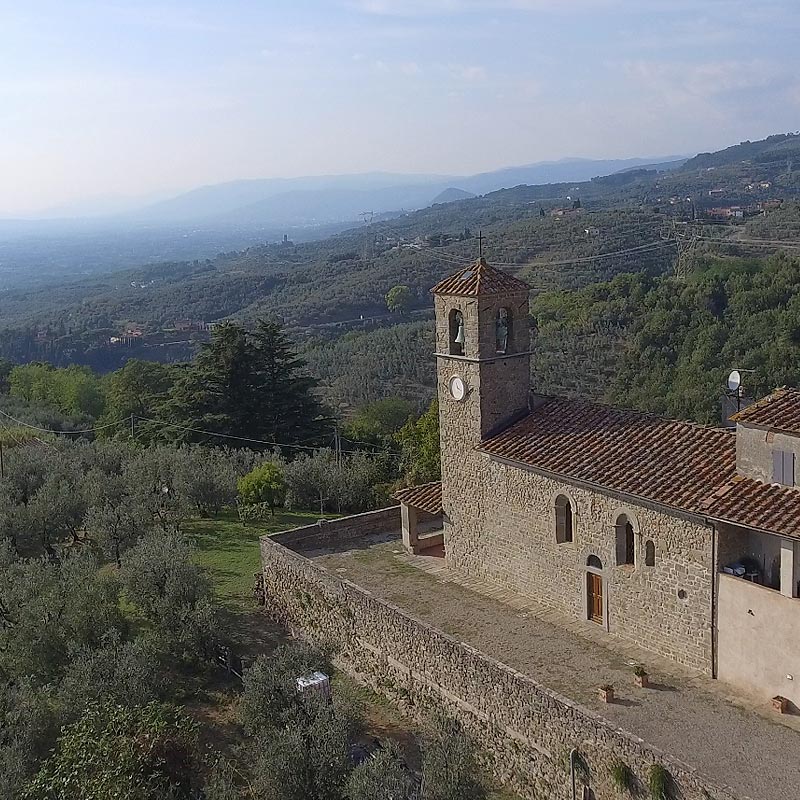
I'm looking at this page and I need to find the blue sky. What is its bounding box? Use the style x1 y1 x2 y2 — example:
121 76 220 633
1 0 799 214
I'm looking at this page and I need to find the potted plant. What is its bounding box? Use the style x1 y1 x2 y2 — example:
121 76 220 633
598 684 614 703
633 665 650 688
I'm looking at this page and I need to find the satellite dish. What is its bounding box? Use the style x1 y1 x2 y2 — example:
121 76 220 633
727 369 742 393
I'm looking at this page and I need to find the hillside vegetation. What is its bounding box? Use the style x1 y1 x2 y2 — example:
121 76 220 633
532 252 800 423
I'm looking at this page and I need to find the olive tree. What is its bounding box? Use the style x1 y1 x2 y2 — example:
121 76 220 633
0 545 125 683
120 531 217 662
346 742 418 800
24 702 201 800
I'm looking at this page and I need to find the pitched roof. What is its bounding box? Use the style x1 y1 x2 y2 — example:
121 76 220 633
478 397 738 514
698 475 800 538
478 396 800 539
393 481 443 515
731 387 800 435
430 257 529 297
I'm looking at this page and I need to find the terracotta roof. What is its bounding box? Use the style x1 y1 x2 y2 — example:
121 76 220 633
430 257 529 297
478 396 800 539
479 397 737 513
699 476 800 538
393 482 442 515
731 387 800 435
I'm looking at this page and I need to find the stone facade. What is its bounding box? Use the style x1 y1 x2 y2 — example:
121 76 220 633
260 522 738 800
444 459 716 673
434 275 715 674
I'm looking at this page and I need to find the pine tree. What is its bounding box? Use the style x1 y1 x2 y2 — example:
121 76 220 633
163 320 328 445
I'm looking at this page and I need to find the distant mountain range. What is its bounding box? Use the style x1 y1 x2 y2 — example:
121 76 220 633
129 156 688 227
13 155 688 228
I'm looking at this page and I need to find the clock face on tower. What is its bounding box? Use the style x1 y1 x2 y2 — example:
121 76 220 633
448 375 466 401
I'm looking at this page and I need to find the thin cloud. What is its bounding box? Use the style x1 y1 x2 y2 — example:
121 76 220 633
349 0 616 15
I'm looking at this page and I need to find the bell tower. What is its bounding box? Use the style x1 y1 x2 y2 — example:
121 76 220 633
432 256 531 442
431 257 531 555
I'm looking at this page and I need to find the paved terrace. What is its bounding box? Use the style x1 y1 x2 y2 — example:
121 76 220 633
300 530 800 800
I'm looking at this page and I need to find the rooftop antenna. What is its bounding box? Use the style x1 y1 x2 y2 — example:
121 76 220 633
478 230 483 257
727 369 742 412
725 368 755 416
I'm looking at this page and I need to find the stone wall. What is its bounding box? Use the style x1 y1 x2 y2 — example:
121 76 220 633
272 506 399 551
260 532 739 800
444 456 715 674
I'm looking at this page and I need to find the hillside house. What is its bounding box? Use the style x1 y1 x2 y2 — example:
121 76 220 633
396 257 800 708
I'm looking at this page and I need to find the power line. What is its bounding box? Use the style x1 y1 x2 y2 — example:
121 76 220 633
133 415 402 459
695 236 800 250
493 240 675 269
0 408 403 461
0 409 128 436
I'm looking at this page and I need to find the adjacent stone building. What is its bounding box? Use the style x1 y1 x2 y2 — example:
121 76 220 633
396 257 800 707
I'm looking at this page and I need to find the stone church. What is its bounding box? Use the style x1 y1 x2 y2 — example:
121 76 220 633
395 257 800 708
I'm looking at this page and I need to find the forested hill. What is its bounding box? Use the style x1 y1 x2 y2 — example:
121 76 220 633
531 251 800 424
0 132 799 382
682 133 800 171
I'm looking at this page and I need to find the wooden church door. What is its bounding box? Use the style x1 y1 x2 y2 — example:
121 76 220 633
587 572 603 624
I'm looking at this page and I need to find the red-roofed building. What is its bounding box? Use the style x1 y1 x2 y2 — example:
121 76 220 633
403 257 800 707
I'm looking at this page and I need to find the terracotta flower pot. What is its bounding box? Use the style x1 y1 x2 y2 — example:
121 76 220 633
772 695 789 714
598 685 614 703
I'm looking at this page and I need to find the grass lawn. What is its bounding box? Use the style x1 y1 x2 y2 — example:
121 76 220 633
185 509 327 610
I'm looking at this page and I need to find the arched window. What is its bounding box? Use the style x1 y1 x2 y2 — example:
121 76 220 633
449 308 464 356
615 514 635 566
555 494 573 543
496 307 511 353
587 554 602 569
645 540 655 567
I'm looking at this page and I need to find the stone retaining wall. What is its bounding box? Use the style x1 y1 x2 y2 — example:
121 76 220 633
260 530 741 800
272 506 399 551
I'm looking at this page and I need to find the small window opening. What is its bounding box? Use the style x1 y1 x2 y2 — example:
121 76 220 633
615 514 635 566
587 554 602 569
555 494 573 543
449 308 464 356
496 307 511 353
645 540 655 567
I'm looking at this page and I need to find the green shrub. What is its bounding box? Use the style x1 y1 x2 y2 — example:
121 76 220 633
609 759 634 794
648 764 670 800
238 461 286 515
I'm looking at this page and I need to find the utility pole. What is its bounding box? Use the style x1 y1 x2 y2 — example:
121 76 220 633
670 219 697 279
0 440 4 479
359 211 374 261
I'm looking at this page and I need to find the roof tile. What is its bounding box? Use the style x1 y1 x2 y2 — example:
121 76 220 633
393 481 443 515
731 387 800 435
478 396 800 539
431 257 529 297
